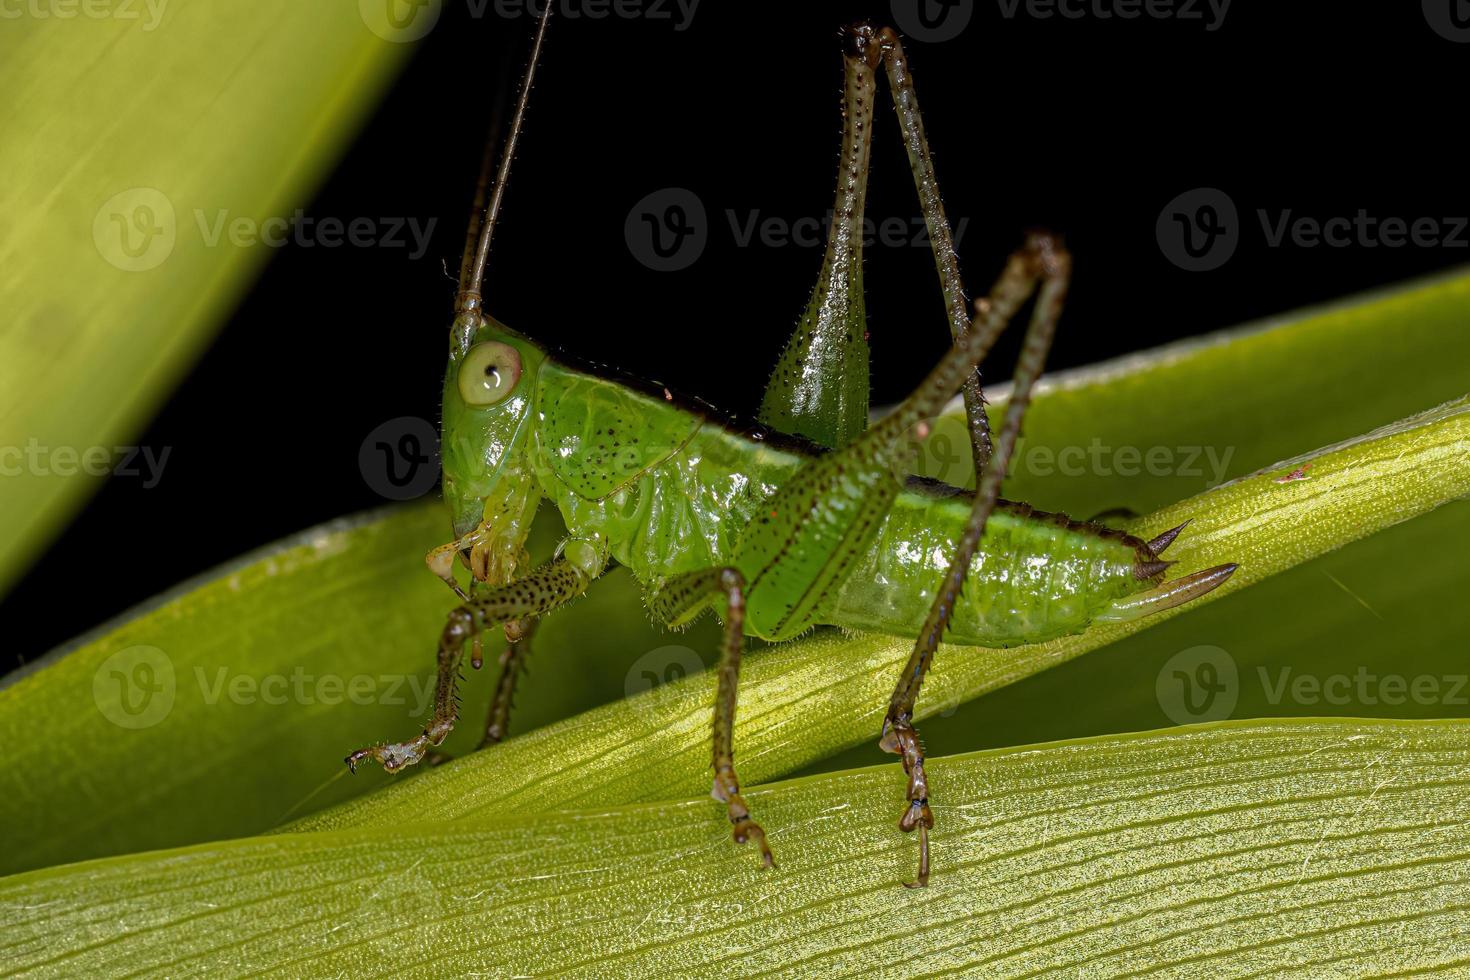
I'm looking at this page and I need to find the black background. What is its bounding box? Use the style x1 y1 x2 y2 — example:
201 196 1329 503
6 1 1466 670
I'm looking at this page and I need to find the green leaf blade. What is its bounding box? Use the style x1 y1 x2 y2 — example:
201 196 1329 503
0 3 411 594
5 719 1468 978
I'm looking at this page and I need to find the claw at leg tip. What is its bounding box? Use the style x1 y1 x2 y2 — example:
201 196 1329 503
903 825 931 888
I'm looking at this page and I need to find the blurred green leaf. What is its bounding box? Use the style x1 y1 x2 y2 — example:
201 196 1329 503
5 719 1468 977
0 2 410 595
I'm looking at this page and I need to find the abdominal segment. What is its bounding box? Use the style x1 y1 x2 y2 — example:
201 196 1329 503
828 493 1144 647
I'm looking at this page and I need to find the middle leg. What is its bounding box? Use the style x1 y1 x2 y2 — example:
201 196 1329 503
481 615 539 747
648 567 773 868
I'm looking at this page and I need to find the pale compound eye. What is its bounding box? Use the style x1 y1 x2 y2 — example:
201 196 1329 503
458 341 522 406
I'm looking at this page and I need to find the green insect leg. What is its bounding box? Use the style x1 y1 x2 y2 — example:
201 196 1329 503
757 24 879 450
648 567 773 868
877 25 1075 482
425 610 538 766
481 615 538 747
346 546 604 774
880 232 1072 888
759 23 1057 475
870 24 992 474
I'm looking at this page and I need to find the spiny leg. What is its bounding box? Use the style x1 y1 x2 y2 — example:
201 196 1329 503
873 24 997 476
880 233 1072 888
917 235 1063 475
693 242 1056 864
346 549 602 774
756 22 1051 471
481 615 538 747
648 568 773 868
426 614 539 765
758 24 880 450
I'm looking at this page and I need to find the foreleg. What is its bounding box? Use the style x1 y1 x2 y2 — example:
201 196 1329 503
347 543 604 774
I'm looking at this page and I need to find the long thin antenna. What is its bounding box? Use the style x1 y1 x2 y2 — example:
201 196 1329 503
454 60 514 294
454 5 553 324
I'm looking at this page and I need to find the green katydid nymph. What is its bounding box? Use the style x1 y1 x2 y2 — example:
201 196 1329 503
345 12 1237 888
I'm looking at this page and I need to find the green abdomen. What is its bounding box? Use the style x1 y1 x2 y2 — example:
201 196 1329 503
830 488 1144 646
